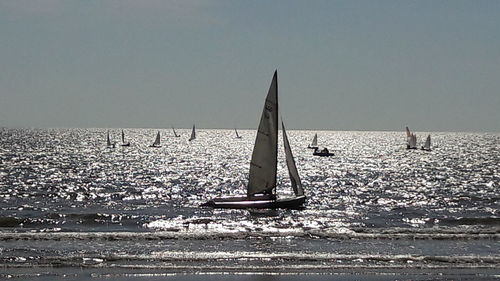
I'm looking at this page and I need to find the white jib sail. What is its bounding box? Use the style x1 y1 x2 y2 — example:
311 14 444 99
107 131 112 146
247 71 278 196
189 125 196 141
282 121 304 197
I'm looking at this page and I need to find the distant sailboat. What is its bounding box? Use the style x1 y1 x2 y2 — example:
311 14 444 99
421 134 431 151
121 130 131 147
308 133 319 149
406 127 417 149
149 131 161 147
172 127 180 137
188 125 196 141
106 131 116 148
201 71 306 209
235 128 242 139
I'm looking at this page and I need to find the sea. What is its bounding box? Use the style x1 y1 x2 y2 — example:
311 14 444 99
0 128 499 280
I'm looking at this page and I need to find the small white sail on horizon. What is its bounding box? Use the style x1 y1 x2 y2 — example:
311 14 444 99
406 127 417 149
150 131 161 147
308 133 318 148
409 133 417 149
107 131 115 148
189 125 196 141
235 128 242 139
121 130 130 146
422 134 431 151
172 127 180 137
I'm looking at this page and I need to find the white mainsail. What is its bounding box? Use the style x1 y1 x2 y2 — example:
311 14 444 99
152 131 160 146
172 127 179 137
247 71 278 196
121 130 125 143
282 121 304 196
311 133 318 147
235 129 241 138
423 134 431 150
406 126 411 138
189 125 196 141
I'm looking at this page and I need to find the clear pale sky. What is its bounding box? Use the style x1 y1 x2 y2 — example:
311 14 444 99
1 0 499 131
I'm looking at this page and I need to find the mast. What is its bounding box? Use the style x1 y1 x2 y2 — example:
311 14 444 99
247 70 278 196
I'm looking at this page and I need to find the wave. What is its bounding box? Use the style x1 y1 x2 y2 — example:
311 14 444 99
440 217 500 226
0 228 498 241
1 251 499 270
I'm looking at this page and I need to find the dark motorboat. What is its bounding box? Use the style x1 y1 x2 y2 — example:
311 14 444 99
307 133 318 149
149 131 161 147
313 147 334 157
201 71 306 209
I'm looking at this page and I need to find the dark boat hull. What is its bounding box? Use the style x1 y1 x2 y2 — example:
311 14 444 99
201 195 306 209
313 152 334 157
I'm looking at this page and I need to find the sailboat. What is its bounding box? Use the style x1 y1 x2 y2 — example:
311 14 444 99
121 130 131 147
235 128 242 139
201 71 306 209
421 134 431 151
106 131 116 148
313 147 335 157
307 133 318 149
149 131 161 147
406 127 417 149
172 127 180 137
188 125 196 141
